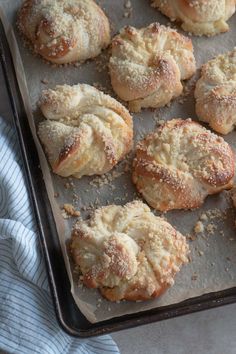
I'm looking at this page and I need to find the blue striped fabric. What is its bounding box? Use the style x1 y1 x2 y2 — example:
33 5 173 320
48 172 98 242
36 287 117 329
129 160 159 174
0 117 120 354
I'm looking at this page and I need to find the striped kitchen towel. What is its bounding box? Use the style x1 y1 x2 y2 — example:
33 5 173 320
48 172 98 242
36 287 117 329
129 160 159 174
0 117 120 354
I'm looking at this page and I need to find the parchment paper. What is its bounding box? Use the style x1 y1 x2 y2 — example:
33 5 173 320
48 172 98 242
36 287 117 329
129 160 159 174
1 0 236 323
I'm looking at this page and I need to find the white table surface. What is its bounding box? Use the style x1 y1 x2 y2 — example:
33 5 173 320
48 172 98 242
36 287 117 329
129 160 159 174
112 303 236 354
1 53 236 354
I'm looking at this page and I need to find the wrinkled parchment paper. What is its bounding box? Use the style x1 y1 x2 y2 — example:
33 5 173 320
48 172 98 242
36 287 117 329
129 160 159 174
1 0 236 323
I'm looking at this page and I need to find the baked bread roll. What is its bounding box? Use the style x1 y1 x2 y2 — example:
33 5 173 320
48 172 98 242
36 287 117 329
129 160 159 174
151 0 236 36
71 201 189 301
195 48 236 135
38 84 133 178
109 23 196 112
17 0 110 64
133 119 235 211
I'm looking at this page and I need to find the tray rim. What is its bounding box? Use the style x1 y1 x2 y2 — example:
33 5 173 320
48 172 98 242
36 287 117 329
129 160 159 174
1 17 236 338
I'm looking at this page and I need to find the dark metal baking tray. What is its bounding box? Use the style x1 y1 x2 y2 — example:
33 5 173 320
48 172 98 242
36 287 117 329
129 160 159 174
1 18 236 338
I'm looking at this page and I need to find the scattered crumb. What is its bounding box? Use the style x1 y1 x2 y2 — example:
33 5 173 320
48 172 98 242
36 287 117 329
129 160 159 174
206 223 217 235
72 192 80 203
124 0 132 8
79 198 102 213
199 213 208 221
191 274 198 281
93 82 108 92
54 192 59 198
156 119 165 127
64 181 74 189
61 210 69 219
77 282 83 289
94 50 109 73
206 209 224 220
220 230 225 237
90 169 124 188
73 62 81 68
193 208 226 237
123 0 132 17
73 265 80 275
187 234 196 241
41 78 49 84
62 204 80 218
194 221 204 234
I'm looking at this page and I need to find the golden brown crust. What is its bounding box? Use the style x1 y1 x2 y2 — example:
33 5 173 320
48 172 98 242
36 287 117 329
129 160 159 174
152 0 236 36
17 0 110 64
38 84 133 178
132 119 235 211
71 201 189 301
109 23 196 112
195 48 236 134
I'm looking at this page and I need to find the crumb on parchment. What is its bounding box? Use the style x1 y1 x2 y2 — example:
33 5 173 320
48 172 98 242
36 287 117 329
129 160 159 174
123 0 132 17
194 221 204 234
61 204 80 218
193 208 226 236
41 78 49 84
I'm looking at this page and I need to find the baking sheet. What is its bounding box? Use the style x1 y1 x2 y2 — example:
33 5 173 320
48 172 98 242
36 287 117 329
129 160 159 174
1 0 236 323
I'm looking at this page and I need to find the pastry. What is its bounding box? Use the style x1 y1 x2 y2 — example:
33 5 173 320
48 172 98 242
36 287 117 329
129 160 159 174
71 200 189 301
17 0 110 64
38 84 133 178
109 23 196 112
133 119 235 211
195 48 236 135
151 0 236 36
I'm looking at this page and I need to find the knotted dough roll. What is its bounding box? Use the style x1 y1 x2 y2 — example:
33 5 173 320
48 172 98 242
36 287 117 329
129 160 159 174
109 23 196 112
17 0 110 64
151 0 236 36
133 119 235 211
71 200 189 301
195 48 236 135
38 84 133 178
